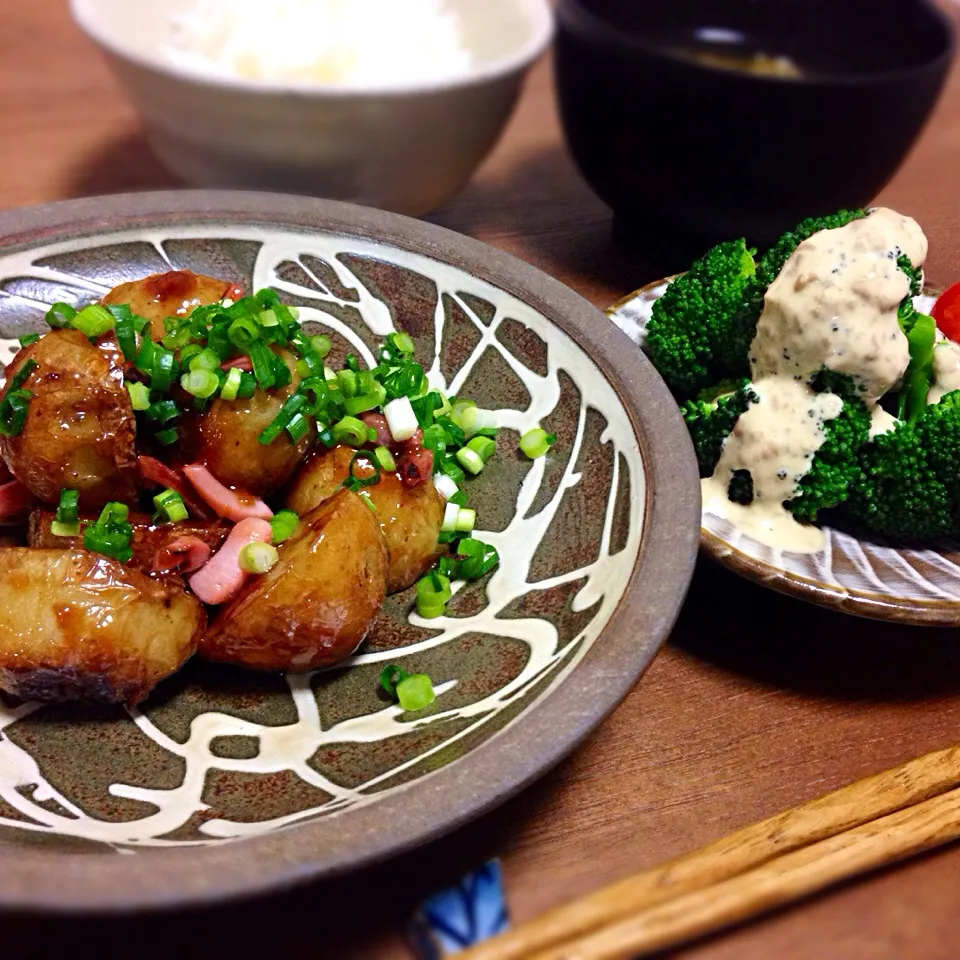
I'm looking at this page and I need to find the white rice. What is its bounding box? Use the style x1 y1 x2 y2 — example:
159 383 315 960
163 0 473 88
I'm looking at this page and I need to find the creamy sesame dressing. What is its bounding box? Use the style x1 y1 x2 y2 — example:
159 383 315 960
928 335 960 405
704 207 927 552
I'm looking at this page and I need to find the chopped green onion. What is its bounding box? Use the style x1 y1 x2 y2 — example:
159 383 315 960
344 392 385 416
270 509 300 544
239 541 279 574
238 371 257 399
56 489 80 527
338 369 359 399
155 427 178 446
298 377 330 417
456 538 500 579
180 343 202 367
259 394 308 445
387 331 415 357
249 343 276 390
271 353 292 388
0 389 31 437
181 369 220 399
220 366 243 401
114 311 138 362
72 304 115 338
83 501 133 563
45 302 77 328
18 333 40 348
343 451 381 491
311 335 332 358
151 348 176 392
0 360 37 437
437 457 466 486
126 381 151 411
153 489 188 523
332 415 369 447
189 348 222 373
441 502 460 533
384 396 418 442
455 507 476 533
415 571 452 619
97 502 129 525
50 520 80 538
380 664 409 698
465 435 497 463
296 352 324 380
286 412 310 444
135 337 155 374
318 426 336 448
456 447 484 476
258 309 279 328
373 445 396 472
434 473 458 500
145 399 180 425
520 428 557 459
396 674 436 711
228 317 260 349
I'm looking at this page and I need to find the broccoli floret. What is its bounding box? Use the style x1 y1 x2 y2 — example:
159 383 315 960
645 240 756 399
898 253 923 299
729 209 867 360
787 371 871 523
847 391 960 541
681 379 758 477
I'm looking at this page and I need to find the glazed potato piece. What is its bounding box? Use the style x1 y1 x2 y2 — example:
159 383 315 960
178 348 313 496
287 445 445 592
101 270 243 342
0 549 204 706
201 490 388 671
28 509 228 575
0 329 137 508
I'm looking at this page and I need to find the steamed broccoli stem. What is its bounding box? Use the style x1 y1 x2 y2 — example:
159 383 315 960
645 240 756 399
681 380 757 477
729 209 867 362
847 391 960 541
896 313 936 423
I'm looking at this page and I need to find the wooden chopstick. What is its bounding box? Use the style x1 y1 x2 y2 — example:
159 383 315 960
525 784 960 960
456 743 960 960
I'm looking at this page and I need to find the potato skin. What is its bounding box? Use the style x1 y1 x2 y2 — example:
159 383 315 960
101 270 243 342
287 445 445 592
28 509 228 575
178 349 313 496
0 329 137 508
0 549 204 706
200 490 388 671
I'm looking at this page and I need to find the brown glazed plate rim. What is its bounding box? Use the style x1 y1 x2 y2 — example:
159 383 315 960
0 191 700 911
607 277 960 628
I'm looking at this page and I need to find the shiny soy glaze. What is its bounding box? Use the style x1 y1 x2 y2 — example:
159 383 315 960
707 207 928 552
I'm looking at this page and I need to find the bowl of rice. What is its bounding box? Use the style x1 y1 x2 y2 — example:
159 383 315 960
71 0 553 215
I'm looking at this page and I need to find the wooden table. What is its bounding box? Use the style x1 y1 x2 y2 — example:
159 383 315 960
4 1 960 957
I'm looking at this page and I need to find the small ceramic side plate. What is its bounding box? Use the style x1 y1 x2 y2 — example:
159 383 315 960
607 279 960 627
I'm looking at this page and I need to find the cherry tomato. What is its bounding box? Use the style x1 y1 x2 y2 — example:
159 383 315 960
932 281 960 342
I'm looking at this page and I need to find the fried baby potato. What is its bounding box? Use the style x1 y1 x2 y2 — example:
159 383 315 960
28 509 228 575
178 348 313 496
286 445 445 592
201 490 388 671
101 270 243 342
0 549 204 706
0 329 137 508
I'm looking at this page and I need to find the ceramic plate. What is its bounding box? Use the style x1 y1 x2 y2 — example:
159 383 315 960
607 279 960 627
0 192 699 910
